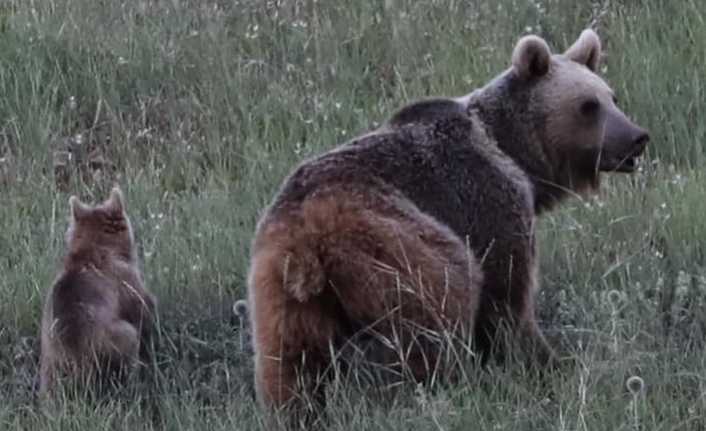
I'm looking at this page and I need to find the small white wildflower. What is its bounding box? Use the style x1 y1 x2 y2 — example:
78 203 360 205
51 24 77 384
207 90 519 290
675 283 689 302
245 24 259 39
675 270 691 302
697 275 706 294
607 289 623 308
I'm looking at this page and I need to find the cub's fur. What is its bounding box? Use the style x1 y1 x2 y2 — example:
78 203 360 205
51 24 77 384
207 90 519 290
39 187 156 397
248 29 649 413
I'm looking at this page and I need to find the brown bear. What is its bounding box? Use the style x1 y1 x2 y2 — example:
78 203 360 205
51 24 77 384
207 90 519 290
247 29 648 412
39 186 156 398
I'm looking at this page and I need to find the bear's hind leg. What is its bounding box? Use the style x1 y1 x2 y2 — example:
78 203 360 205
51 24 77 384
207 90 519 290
249 248 340 414
322 203 483 384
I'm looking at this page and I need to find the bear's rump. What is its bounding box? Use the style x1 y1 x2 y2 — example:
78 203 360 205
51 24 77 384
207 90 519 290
290 187 482 336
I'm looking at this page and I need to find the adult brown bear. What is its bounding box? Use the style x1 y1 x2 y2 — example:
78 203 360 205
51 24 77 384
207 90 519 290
248 29 648 411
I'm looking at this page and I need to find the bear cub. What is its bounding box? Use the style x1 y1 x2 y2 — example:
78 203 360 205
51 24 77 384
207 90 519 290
39 186 156 397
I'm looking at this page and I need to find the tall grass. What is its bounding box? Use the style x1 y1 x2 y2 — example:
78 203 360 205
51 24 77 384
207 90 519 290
1 0 705 429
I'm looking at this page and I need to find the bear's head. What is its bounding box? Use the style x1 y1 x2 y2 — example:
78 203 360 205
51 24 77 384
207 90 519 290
471 29 649 212
65 186 137 261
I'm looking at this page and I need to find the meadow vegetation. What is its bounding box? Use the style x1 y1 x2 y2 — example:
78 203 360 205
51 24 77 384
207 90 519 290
1 0 705 429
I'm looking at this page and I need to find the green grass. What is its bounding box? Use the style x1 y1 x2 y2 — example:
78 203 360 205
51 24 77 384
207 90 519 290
1 0 705 429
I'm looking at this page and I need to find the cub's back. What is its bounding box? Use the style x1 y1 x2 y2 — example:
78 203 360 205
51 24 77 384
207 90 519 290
47 269 120 351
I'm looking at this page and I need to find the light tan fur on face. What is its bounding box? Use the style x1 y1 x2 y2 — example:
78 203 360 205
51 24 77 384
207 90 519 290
542 59 615 148
518 29 622 194
541 28 611 149
39 186 156 398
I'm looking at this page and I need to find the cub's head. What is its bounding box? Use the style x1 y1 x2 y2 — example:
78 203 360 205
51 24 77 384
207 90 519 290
476 29 649 211
66 186 136 260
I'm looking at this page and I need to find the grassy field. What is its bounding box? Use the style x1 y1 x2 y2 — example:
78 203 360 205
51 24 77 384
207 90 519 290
1 0 705 429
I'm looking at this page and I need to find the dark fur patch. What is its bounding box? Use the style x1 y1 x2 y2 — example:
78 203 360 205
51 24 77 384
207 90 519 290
50 271 107 353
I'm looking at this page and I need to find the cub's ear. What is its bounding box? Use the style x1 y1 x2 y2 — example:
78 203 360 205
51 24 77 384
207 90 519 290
564 29 602 72
512 35 552 80
105 186 125 215
69 196 90 221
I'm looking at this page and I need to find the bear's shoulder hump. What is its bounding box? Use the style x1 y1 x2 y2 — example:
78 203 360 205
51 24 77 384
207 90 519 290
387 98 467 128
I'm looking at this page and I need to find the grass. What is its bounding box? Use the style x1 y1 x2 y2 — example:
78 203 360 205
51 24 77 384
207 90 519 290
1 0 705 429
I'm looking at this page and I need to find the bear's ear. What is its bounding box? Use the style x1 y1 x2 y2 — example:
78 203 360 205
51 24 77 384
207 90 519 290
105 186 126 215
512 35 552 80
564 29 602 72
69 196 90 221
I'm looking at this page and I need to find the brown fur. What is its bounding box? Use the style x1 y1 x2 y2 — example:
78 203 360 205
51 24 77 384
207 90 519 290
248 29 648 413
249 184 481 409
39 187 156 398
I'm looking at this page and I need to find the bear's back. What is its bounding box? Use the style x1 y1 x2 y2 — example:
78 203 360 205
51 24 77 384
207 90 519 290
387 98 467 128
47 269 118 352
267 102 533 240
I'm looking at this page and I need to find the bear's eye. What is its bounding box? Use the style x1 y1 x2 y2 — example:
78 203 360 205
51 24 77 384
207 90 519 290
612 94 618 104
580 99 601 117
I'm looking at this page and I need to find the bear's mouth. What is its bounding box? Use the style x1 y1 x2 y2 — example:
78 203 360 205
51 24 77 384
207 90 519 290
599 147 646 173
614 155 639 172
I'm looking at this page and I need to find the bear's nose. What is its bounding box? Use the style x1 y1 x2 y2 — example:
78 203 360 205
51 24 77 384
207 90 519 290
633 129 649 148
